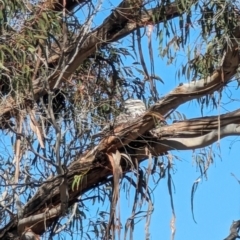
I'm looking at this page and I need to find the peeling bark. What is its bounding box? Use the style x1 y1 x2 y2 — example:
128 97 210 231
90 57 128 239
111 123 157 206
1 105 240 238
0 0 192 126
1 1 240 239
224 220 240 240
152 109 240 150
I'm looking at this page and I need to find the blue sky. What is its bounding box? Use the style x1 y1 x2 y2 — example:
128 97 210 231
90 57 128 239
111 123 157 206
1 2 240 240
60 1 240 239
117 57 240 239
121 24 240 239
124 21 240 238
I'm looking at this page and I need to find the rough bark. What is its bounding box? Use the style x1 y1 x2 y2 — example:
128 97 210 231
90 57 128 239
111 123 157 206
0 0 240 239
0 0 193 126
2 105 240 239
224 220 240 240
1 71 240 239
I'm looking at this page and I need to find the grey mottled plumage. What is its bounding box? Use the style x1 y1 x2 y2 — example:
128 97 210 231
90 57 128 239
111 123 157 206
115 99 146 123
92 99 146 139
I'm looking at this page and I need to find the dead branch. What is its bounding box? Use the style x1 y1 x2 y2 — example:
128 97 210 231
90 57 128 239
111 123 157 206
224 220 240 240
2 105 240 238
0 0 192 126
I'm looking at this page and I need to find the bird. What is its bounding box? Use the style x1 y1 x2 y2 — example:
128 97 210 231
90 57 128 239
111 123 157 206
92 99 146 139
115 99 146 123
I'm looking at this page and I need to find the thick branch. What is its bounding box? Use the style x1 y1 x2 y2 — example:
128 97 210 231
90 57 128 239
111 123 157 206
151 109 240 151
2 1 240 238
1 36 240 238
2 107 240 238
40 0 189 95
0 0 192 124
224 220 240 240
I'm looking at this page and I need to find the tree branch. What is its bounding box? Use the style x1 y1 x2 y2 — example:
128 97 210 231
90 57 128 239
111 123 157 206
2 105 240 238
0 0 194 125
151 109 240 151
224 220 240 240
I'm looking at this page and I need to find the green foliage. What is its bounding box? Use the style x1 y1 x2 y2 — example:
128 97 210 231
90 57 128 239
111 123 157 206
0 1 64 98
161 0 238 86
0 0 239 239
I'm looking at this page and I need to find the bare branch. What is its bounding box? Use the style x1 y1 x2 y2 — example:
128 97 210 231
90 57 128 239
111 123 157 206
2 105 240 238
0 0 193 124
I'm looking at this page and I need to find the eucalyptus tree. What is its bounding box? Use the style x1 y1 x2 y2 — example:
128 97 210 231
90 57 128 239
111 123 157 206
0 0 239 239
